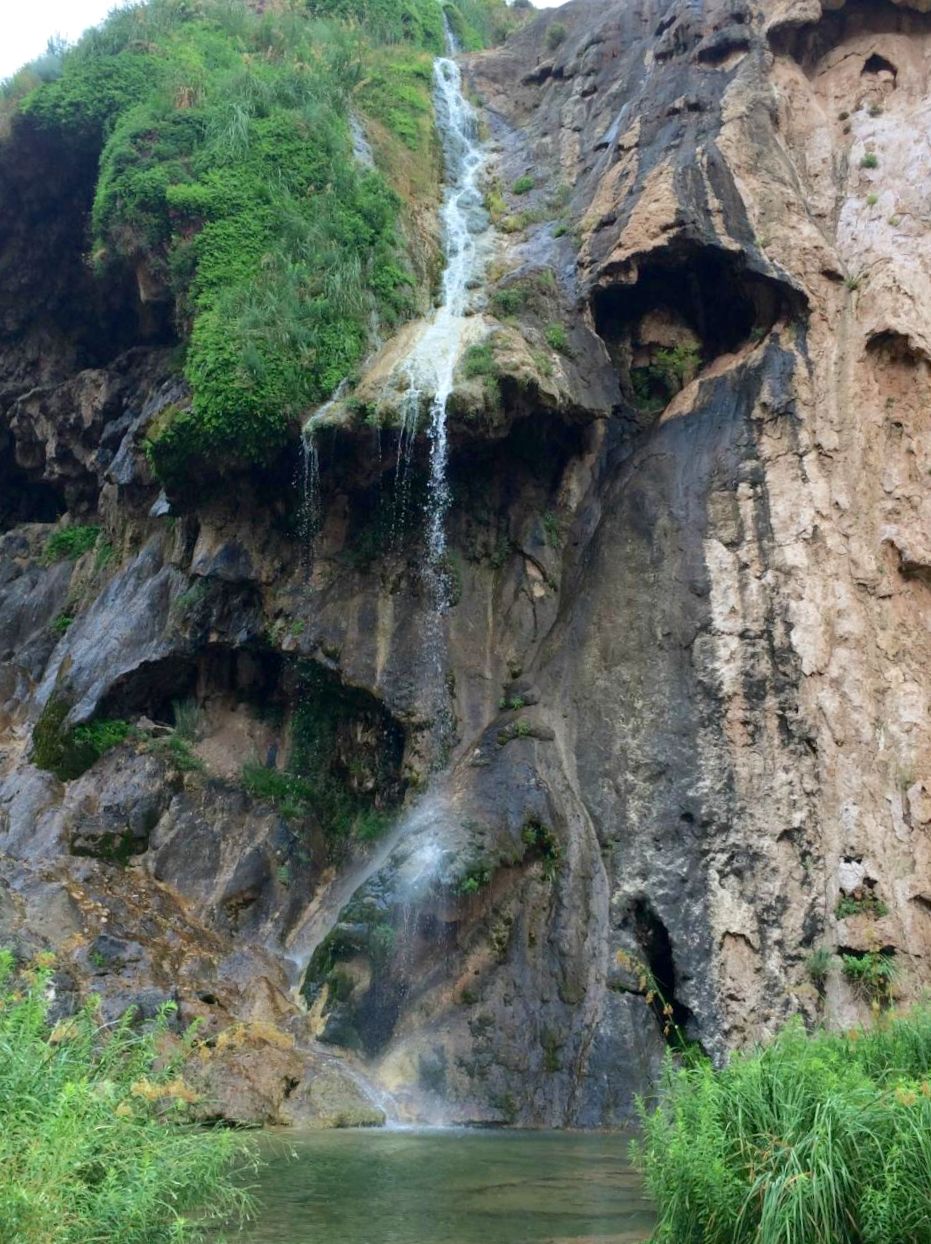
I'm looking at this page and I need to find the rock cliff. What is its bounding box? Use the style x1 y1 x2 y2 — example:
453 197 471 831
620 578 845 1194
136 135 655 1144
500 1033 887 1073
1 0 930 1126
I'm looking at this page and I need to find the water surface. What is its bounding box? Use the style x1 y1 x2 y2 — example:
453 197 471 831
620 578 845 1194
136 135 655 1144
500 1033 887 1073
240 1128 654 1244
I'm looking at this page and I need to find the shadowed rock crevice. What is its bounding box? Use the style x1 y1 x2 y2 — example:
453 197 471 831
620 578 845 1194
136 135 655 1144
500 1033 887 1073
629 897 696 1043
591 245 798 412
0 115 176 377
770 0 931 64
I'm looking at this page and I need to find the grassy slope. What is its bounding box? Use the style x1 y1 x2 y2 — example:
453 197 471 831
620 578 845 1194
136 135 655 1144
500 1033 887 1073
2 0 519 483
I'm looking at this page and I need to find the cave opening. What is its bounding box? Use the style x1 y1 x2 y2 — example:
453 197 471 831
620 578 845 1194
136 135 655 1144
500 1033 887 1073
771 2 929 66
862 52 898 82
0 114 177 375
592 246 791 413
0 440 65 531
96 644 408 843
630 897 695 1043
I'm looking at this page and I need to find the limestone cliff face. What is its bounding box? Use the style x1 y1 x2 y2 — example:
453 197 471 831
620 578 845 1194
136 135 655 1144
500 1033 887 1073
1 0 930 1126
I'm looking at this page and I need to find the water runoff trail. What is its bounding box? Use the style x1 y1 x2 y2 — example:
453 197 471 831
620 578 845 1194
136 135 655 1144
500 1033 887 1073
395 19 488 749
287 26 490 1122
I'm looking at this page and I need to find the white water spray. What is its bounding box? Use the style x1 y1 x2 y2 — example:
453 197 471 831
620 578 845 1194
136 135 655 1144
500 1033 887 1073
393 23 489 739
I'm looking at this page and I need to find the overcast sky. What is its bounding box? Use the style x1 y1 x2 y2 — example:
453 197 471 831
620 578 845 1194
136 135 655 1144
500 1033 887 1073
1 0 566 82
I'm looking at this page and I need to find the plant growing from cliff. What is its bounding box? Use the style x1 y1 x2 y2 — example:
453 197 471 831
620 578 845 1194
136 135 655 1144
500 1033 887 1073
462 341 496 377
32 698 132 781
14 0 511 485
0 950 256 1243
836 893 889 920
545 322 569 353
545 22 567 50
41 525 100 565
861 152 879 169
50 612 74 635
631 342 701 411
805 946 833 993
512 173 534 195
242 762 315 822
841 949 898 1008
635 1006 931 1244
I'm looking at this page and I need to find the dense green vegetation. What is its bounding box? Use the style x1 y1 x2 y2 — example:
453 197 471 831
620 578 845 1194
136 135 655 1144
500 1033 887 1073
0 950 254 1242
636 1007 931 1244
32 697 131 781
42 524 102 565
3 0 516 484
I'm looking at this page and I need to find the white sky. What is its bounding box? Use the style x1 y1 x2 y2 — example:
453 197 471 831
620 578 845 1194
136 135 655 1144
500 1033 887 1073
1 0 566 83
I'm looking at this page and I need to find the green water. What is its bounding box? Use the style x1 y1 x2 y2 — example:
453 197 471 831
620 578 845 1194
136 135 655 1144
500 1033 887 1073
240 1128 654 1243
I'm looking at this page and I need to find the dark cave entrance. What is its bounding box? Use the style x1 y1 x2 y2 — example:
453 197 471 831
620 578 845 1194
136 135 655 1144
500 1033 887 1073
0 114 177 373
0 436 65 530
862 52 898 82
630 897 695 1043
591 246 792 413
771 1 928 66
96 642 408 841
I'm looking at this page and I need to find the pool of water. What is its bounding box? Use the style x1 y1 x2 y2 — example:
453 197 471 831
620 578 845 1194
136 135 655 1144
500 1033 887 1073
238 1128 654 1244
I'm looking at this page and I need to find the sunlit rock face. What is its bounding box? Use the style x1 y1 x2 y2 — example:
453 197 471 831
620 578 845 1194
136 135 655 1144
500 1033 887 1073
1 0 930 1126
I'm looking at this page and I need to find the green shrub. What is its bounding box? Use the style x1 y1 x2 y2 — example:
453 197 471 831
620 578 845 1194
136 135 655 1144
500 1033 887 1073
490 285 525 317
842 950 898 1007
50 612 74 635
636 1007 931 1244
545 322 568 353
462 341 497 378
806 946 833 990
242 762 316 821
42 525 100 565
0 949 255 1243
32 698 131 781
631 342 701 411
836 893 889 920
512 173 534 195
861 152 879 169
545 22 567 50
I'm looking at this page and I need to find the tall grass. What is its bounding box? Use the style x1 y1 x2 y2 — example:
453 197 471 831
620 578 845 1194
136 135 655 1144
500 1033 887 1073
635 1007 931 1244
0 950 256 1243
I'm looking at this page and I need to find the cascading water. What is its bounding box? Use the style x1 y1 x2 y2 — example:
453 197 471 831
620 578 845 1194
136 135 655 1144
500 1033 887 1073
394 21 489 742
290 25 489 1122
299 379 349 570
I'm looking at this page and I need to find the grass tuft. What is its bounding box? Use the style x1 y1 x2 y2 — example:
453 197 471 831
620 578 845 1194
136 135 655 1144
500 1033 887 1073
0 950 256 1242
635 1006 931 1244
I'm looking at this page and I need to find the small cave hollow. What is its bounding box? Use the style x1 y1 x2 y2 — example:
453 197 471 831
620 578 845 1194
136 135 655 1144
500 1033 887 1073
98 648 407 835
0 114 177 373
772 2 928 68
0 444 65 531
862 52 898 84
630 897 694 1043
592 247 792 415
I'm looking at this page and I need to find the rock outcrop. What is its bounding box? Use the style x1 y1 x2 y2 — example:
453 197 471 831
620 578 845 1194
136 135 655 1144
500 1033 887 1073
1 0 929 1125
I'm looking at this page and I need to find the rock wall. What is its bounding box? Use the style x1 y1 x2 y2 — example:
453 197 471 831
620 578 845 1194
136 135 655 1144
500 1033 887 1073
1 0 929 1126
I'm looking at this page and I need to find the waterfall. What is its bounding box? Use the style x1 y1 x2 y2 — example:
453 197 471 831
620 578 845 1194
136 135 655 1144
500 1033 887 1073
299 379 349 571
393 25 488 742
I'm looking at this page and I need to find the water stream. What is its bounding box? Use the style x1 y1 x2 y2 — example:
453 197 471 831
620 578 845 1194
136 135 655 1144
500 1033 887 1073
392 25 488 740
288 23 490 1123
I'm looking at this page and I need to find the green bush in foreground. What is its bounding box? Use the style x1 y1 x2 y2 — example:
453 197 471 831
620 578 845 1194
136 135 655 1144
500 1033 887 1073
635 1007 931 1244
0 950 256 1243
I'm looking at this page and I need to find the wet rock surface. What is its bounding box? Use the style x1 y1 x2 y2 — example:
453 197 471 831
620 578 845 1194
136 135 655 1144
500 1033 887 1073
1 0 930 1126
